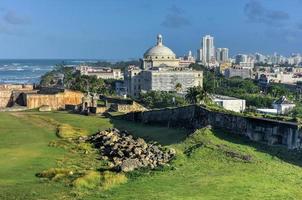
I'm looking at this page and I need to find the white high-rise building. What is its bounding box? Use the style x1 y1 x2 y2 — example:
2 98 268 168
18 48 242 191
216 48 229 63
235 54 254 69
255 53 266 63
202 35 215 64
235 54 248 64
197 48 203 62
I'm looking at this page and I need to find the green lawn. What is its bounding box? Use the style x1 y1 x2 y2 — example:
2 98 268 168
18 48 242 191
0 112 67 200
1 111 302 199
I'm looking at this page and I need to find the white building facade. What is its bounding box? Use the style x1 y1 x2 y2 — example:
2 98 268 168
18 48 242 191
76 66 123 80
213 95 246 112
125 34 203 98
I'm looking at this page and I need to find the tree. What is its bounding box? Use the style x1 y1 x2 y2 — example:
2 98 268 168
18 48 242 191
198 88 212 104
185 86 203 104
175 83 182 93
40 65 115 95
267 85 289 98
139 91 187 109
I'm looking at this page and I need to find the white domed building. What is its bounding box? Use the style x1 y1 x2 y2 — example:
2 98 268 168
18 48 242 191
142 34 180 69
124 34 203 98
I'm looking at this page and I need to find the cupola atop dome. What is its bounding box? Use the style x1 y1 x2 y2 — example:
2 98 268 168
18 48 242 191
157 34 163 46
144 34 176 59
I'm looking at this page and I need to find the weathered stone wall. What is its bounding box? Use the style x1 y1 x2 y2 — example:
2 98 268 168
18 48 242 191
0 90 13 108
26 90 84 110
95 106 109 114
112 101 147 113
119 105 301 149
0 84 33 90
0 84 36 108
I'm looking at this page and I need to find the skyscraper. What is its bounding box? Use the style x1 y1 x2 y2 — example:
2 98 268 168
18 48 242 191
197 48 203 62
216 48 229 63
202 35 215 65
235 54 248 64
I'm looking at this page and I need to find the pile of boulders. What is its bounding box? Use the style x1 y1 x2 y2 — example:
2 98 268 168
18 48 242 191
84 128 176 172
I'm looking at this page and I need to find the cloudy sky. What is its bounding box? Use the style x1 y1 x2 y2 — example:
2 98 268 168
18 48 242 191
0 0 301 59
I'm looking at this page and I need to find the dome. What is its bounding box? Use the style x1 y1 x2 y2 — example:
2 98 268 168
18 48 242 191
144 34 176 59
144 45 176 58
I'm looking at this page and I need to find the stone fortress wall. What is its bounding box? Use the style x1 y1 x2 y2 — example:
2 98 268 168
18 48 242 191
110 101 147 113
0 84 83 110
0 90 14 108
119 105 301 149
0 84 36 108
25 90 84 110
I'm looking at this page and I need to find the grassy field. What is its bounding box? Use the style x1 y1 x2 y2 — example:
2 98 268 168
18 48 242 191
1 111 302 199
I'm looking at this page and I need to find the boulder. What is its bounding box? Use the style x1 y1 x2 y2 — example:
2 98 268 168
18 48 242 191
120 158 141 172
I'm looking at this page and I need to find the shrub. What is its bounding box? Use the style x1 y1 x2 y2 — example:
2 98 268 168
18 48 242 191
100 171 127 190
57 124 88 139
36 168 72 180
73 171 100 190
73 170 127 191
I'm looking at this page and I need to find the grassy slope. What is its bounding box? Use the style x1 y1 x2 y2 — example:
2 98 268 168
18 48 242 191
0 112 67 200
1 112 302 199
94 128 302 200
0 112 187 200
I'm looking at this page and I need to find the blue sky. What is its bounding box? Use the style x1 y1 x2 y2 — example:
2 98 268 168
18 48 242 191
0 0 301 59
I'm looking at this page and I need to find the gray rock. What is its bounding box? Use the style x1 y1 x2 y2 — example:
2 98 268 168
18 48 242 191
120 158 141 172
86 128 176 172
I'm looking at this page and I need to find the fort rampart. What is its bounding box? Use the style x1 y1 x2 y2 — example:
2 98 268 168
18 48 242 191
119 105 300 149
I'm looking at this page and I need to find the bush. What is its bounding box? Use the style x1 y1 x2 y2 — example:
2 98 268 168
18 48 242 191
73 170 127 191
73 171 100 190
100 171 127 190
36 168 73 180
57 124 88 139
139 91 187 109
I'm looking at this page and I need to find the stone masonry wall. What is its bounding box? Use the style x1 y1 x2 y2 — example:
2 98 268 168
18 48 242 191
26 90 84 110
0 84 35 108
0 90 13 108
119 105 301 149
113 101 147 113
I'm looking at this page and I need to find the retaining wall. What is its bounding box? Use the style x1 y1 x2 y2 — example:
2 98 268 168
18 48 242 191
119 105 301 149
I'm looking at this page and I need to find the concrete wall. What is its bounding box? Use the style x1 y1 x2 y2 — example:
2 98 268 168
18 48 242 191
214 99 246 112
26 90 84 110
119 105 301 149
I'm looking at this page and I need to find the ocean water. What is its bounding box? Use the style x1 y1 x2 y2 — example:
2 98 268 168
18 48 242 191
0 59 101 84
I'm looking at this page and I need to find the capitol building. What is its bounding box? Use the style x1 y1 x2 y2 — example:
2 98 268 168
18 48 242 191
124 34 203 98
142 34 180 69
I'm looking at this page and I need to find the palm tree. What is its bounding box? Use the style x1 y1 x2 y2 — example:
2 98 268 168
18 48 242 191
185 86 202 104
185 86 211 105
197 88 211 104
175 83 182 93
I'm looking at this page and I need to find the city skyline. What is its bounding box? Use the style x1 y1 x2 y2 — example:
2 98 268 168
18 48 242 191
0 0 301 59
